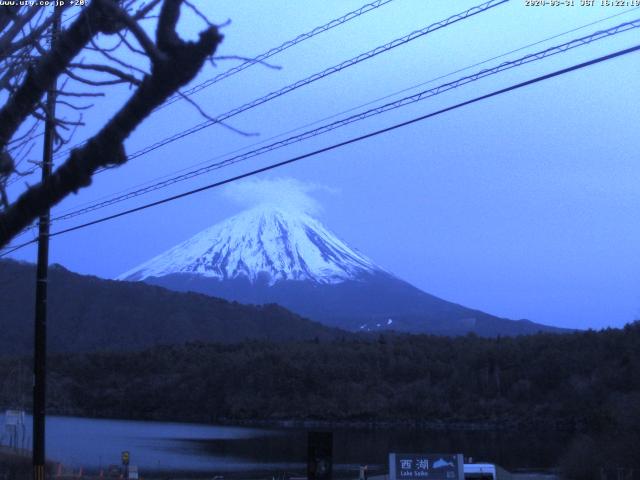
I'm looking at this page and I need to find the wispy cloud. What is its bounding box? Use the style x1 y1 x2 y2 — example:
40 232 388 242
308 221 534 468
223 177 334 215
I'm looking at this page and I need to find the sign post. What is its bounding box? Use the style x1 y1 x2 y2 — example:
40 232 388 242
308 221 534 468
122 451 130 478
389 453 464 480
307 432 333 480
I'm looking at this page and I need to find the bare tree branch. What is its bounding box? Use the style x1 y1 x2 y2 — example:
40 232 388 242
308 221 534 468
89 39 149 76
183 0 215 28
113 7 167 63
133 0 163 20
0 0 223 247
212 54 281 70
175 89 258 137
0 9 55 58
65 66 140 87
0 3 99 150
70 62 141 85
0 6 40 56
56 90 106 97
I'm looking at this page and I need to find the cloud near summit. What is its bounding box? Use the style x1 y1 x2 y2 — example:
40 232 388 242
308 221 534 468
223 177 334 215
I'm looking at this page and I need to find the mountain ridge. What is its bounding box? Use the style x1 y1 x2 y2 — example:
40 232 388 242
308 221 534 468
120 206 568 337
0 259 348 356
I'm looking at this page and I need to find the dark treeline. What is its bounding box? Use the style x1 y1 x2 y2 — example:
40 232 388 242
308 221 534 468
1 324 640 477
1 323 639 431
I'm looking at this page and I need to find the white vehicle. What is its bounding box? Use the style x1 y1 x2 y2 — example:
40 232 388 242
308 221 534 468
464 463 512 480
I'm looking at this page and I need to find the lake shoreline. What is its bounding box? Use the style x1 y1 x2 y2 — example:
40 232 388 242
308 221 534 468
213 417 525 432
2 407 571 433
0 413 583 478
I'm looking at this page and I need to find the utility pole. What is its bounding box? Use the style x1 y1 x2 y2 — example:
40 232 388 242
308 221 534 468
33 6 60 480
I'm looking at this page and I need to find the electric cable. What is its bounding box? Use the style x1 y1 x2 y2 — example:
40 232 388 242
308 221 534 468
46 18 640 224
47 5 640 220
2 42 637 256
160 0 399 108
51 0 508 164
49 0 399 161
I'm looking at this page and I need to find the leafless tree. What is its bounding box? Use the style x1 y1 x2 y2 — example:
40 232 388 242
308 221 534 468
0 0 223 248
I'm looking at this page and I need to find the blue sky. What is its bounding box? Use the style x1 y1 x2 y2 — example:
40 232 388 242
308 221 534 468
6 0 640 329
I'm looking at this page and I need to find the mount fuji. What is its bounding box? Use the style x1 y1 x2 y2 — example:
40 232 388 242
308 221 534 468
118 205 564 336
120 205 382 285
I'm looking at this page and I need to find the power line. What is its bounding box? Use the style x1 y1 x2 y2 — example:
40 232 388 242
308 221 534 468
3 42 638 257
22 4 639 194
0 237 37 257
47 6 639 222
46 18 640 224
49 0 399 162
6 11 637 245
160 0 398 109
124 0 508 162
52 0 507 165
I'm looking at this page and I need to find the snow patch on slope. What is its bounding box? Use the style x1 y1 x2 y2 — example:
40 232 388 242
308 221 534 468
118 205 383 285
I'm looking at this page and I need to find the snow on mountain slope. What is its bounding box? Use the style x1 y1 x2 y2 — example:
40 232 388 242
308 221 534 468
118 205 384 285
116 204 568 337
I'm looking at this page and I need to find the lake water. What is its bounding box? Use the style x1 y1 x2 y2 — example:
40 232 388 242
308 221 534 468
0 414 567 476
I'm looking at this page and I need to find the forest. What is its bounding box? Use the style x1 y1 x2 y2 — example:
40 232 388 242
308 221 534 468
2 323 639 429
1 323 639 477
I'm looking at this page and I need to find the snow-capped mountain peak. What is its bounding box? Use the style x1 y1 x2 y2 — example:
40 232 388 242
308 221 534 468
118 205 383 285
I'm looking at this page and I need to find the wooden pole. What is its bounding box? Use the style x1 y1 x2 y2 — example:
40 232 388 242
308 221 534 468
33 6 60 480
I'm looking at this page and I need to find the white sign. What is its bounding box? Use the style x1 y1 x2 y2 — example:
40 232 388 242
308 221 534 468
4 410 25 426
128 465 139 479
389 453 464 480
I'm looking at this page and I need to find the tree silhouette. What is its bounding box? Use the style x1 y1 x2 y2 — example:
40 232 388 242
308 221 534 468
0 0 222 248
